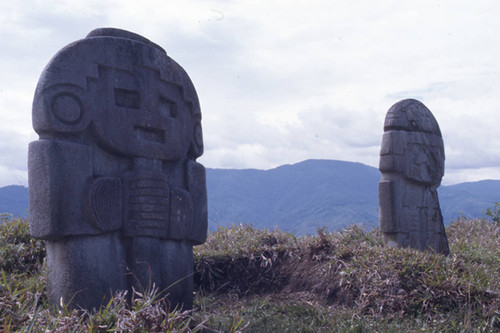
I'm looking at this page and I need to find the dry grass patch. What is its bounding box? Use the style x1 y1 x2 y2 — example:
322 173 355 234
194 221 500 331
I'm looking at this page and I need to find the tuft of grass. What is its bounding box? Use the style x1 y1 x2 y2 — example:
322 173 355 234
0 215 45 274
0 277 205 332
194 224 298 295
0 217 205 332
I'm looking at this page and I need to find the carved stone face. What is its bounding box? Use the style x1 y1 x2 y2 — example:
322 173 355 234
33 30 203 161
380 99 444 185
406 142 443 185
90 65 194 161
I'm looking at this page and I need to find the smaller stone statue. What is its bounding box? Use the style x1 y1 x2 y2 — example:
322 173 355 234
378 99 449 255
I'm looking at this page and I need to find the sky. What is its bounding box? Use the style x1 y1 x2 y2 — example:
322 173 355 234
1 0 499 187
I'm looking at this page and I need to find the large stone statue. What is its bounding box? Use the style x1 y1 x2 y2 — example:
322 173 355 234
378 99 449 255
28 28 207 309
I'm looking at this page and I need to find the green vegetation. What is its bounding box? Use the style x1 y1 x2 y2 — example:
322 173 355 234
485 202 500 224
1 215 499 332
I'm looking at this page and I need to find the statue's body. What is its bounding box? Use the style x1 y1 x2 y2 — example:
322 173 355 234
378 99 449 255
28 28 207 309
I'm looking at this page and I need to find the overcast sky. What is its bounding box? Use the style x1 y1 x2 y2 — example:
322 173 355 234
1 0 499 187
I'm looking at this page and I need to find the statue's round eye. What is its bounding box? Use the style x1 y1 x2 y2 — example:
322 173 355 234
51 93 83 125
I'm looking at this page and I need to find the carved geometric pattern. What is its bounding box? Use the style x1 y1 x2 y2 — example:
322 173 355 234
91 177 122 231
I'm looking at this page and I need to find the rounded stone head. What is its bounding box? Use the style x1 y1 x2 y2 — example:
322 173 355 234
32 28 203 161
380 99 444 185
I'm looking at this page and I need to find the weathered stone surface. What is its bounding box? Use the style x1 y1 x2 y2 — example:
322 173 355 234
28 28 207 310
378 99 449 255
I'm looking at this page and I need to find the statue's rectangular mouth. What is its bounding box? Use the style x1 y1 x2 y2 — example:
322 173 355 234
134 126 165 143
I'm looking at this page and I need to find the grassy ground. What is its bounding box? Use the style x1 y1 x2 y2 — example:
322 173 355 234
0 215 499 332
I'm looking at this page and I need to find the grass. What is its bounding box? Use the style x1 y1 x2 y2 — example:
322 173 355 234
0 215 499 332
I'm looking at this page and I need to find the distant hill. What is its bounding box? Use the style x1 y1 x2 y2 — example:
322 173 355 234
1 159 500 235
206 159 380 234
0 185 29 218
207 159 500 234
439 180 500 222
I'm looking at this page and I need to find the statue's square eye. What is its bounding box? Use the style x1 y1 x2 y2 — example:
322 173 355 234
114 88 140 109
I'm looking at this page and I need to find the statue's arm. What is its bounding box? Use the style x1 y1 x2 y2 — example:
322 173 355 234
186 160 208 244
378 179 396 233
28 139 121 239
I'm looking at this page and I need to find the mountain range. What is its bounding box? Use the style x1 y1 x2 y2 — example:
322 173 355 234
1 159 499 235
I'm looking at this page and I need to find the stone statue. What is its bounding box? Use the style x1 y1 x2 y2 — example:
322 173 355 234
378 99 449 255
28 28 207 310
